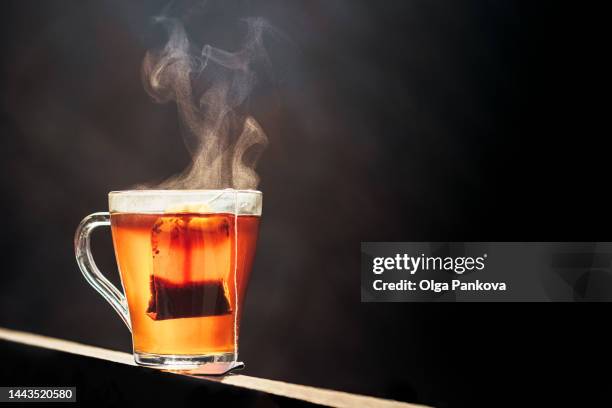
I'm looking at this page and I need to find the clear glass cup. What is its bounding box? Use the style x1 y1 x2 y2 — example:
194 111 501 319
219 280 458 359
74 189 261 374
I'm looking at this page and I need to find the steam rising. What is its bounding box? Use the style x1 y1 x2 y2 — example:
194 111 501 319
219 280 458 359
142 16 270 189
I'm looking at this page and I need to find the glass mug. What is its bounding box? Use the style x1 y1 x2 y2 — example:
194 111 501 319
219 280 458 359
74 190 261 374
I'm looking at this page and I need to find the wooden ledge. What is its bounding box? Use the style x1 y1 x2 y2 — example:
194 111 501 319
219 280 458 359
0 327 428 408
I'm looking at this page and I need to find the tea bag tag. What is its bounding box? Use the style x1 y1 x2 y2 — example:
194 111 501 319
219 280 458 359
185 361 245 376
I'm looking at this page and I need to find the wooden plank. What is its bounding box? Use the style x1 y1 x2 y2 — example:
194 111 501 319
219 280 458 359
0 327 428 408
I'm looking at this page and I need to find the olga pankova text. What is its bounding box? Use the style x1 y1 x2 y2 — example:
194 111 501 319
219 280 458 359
373 279 507 292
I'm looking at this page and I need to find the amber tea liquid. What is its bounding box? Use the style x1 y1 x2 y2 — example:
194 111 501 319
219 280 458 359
111 212 259 356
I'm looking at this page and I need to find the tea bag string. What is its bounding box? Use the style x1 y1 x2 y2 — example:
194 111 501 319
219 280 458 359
233 190 239 361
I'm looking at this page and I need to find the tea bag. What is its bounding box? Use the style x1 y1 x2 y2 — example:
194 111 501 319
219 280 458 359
147 214 233 320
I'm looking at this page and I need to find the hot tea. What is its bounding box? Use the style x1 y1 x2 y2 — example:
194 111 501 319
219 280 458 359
111 212 259 356
76 189 262 372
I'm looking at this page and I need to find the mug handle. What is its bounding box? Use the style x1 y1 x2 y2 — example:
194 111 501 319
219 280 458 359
74 212 131 330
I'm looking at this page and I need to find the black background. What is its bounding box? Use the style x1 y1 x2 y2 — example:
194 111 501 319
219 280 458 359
0 1 608 407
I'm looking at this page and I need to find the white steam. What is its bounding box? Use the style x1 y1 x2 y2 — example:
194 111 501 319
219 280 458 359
142 16 270 189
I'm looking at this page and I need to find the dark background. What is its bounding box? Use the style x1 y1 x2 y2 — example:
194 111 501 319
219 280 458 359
0 1 608 407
